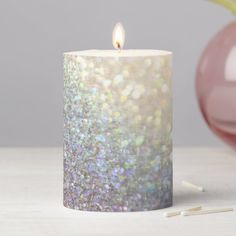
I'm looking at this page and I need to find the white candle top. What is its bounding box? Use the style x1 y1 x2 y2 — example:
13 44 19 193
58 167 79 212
64 50 172 57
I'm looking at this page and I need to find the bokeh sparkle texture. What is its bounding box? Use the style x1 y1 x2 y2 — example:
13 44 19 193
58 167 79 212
63 51 173 211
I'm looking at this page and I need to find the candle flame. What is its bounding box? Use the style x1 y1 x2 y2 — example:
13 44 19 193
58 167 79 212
112 22 125 50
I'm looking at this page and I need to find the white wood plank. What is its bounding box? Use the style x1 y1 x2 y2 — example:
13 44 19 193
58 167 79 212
0 148 235 236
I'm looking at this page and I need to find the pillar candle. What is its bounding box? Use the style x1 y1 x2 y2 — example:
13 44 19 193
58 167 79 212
63 49 172 211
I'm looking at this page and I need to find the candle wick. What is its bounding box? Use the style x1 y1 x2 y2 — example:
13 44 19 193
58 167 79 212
116 42 120 49
116 42 121 52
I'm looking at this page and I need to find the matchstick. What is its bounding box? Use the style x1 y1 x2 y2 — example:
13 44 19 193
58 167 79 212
182 180 205 192
181 208 234 216
163 211 180 217
163 206 202 217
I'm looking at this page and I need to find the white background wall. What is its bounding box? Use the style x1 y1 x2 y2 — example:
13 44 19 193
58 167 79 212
0 0 233 147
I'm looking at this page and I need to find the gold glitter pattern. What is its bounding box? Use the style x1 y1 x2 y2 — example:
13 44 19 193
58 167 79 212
63 53 172 211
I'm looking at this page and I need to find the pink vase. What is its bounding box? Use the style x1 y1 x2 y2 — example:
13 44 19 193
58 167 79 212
196 21 236 148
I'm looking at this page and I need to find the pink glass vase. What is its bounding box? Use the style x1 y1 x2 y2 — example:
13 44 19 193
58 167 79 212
196 21 236 148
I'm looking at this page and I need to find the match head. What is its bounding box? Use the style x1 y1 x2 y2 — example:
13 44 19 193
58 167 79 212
180 211 189 216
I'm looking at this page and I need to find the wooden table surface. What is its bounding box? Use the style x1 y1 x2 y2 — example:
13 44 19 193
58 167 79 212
0 148 236 236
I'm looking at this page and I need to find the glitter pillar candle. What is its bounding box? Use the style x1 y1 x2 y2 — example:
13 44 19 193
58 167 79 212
64 21 172 213
63 49 173 212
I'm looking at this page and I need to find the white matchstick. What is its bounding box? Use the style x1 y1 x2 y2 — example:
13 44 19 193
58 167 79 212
163 206 202 217
181 208 234 216
182 180 205 192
